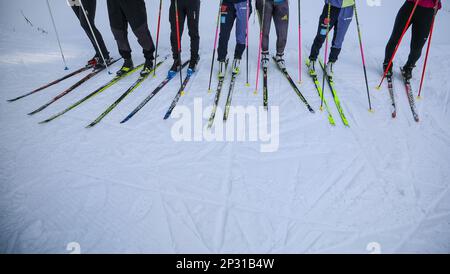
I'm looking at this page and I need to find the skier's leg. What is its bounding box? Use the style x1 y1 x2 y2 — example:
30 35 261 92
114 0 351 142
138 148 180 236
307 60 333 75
406 7 434 68
329 8 352 63
121 0 155 64
186 0 201 62
233 2 249 60
80 0 110 60
217 2 237 62
309 4 339 61
384 1 413 64
256 0 273 53
273 0 289 55
169 1 179 62
107 0 132 60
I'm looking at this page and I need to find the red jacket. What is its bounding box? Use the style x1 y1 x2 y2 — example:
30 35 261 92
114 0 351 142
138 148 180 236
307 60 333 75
407 0 442 9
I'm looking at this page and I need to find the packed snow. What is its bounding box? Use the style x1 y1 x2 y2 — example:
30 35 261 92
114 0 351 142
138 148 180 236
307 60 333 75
0 0 449 253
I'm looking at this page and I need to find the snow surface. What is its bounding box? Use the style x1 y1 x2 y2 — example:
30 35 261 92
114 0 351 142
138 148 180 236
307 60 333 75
1 0 450 254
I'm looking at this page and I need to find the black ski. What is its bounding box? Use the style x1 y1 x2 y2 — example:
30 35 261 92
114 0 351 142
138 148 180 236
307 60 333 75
387 75 397 118
8 64 94 102
163 62 200 120
120 60 190 124
272 56 314 113
207 59 229 128
28 59 120 115
86 55 169 128
263 66 268 110
223 69 239 121
40 63 144 124
163 75 191 120
400 67 419 122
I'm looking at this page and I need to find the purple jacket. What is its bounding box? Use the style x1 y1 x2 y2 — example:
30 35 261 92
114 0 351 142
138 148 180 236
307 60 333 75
407 0 442 9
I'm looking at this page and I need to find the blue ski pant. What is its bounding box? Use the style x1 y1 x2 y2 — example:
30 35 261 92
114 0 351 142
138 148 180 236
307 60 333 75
217 1 252 62
309 3 353 63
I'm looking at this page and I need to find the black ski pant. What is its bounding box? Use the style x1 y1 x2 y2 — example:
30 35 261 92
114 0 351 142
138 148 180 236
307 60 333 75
169 0 200 62
72 0 109 59
256 0 289 54
107 0 155 62
384 1 435 67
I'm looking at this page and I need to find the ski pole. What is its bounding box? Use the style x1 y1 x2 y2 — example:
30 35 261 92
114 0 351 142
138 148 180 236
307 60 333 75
320 3 331 111
208 0 223 92
254 0 266 95
46 0 68 70
174 0 183 87
79 0 111 74
154 0 163 78
418 0 440 99
377 0 419 90
245 0 250 87
298 0 302 84
353 2 372 112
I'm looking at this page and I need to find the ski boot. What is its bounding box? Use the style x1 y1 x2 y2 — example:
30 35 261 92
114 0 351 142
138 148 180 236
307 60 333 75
383 62 393 77
261 51 269 69
168 59 181 79
306 58 317 76
86 55 100 68
93 56 112 70
232 58 241 75
218 60 227 78
274 52 286 70
187 57 200 77
325 61 335 79
140 58 154 77
401 64 415 80
116 58 134 76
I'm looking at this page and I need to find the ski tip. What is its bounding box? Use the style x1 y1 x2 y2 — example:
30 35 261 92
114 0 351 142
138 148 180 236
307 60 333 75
86 123 95 129
6 99 15 103
392 112 397 119
415 118 420 123
163 115 170 120
120 118 128 124
38 120 49 124
27 111 35 116
64 67 69 71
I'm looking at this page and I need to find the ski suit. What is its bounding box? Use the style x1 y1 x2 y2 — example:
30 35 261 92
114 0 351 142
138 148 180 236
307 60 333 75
217 0 252 62
384 0 441 67
106 0 155 62
309 0 355 63
68 0 109 59
255 0 289 55
169 0 201 62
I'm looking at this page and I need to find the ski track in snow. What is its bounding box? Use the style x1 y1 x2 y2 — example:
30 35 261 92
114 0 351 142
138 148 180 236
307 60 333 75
1 1 450 253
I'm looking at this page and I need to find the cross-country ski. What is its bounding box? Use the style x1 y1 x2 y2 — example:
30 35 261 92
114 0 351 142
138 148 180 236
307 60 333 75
1 0 449 256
